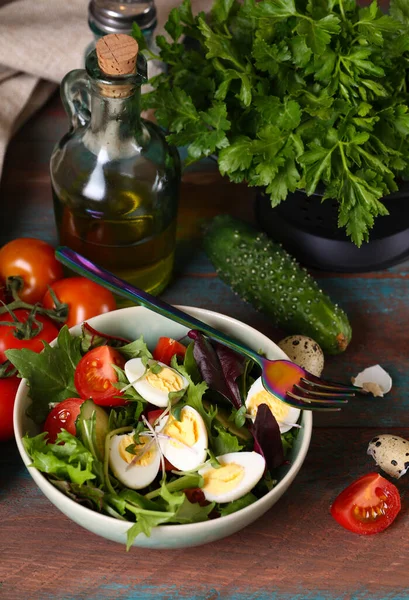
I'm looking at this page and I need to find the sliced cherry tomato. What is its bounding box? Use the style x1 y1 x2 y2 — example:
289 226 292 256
42 277 116 329
0 309 59 363
43 398 85 443
0 238 63 304
153 337 187 366
0 376 21 442
147 409 165 426
330 472 401 535
74 346 127 406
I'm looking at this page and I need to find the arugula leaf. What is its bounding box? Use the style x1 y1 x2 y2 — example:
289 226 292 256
23 431 96 485
118 335 152 362
126 510 175 550
218 492 257 516
212 422 243 455
6 328 82 424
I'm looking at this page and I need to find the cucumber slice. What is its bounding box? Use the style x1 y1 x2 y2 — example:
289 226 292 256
77 399 109 461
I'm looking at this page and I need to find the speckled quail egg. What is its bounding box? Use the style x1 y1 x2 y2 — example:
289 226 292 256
278 335 324 377
198 451 266 503
367 434 409 479
245 376 300 433
124 358 189 408
109 433 160 489
155 406 208 471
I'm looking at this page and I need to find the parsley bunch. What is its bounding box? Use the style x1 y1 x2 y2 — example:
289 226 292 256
137 0 409 245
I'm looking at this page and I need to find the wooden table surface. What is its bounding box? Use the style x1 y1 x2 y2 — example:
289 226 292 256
1 89 409 600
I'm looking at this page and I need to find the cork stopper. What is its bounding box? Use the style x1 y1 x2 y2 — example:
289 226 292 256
96 34 138 76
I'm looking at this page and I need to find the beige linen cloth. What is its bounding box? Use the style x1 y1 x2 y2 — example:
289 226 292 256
0 0 211 182
0 0 92 179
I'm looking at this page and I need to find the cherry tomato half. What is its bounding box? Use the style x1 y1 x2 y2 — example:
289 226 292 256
0 238 63 304
74 346 127 406
330 472 401 535
0 309 59 363
0 376 21 442
42 277 116 329
43 398 85 443
152 337 187 366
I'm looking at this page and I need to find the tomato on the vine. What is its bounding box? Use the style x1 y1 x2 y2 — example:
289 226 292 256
0 309 59 363
75 345 127 406
43 398 85 443
0 238 63 304
0 376 21 442
152 337 187 366
330 472 401 535
43 277 116 329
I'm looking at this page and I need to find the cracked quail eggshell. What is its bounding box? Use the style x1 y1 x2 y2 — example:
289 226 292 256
278 335 324 377
353 365 392 397
367 434 409 479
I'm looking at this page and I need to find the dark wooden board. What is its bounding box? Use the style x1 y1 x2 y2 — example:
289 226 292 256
1 83 408 600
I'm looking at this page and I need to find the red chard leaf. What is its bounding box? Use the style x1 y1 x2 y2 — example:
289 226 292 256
252 403 284 471
188 330 245 409
81 322 131 353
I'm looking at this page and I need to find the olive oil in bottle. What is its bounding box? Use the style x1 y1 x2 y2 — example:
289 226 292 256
50 34 181 296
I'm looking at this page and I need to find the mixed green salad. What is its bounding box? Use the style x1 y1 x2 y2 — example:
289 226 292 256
8 323 299 549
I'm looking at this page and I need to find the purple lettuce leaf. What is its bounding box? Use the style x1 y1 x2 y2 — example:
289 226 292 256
188 330 245 410
81 322 131 353
252 404 284 471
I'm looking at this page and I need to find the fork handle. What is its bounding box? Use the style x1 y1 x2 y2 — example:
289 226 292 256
55 247 262 364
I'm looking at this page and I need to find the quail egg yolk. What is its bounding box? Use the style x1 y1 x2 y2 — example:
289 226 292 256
118 435 156 466
145 367 184 393
202 463 245 495
247 390 289 421
164 412 199 448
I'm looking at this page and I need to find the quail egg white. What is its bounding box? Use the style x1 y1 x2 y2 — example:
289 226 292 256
109 432 160 489
245 377 300 433
124 358 189 408
155 406 208 471
198 451 266 503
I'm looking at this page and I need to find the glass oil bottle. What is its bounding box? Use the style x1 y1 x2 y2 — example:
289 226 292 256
50 34 181 296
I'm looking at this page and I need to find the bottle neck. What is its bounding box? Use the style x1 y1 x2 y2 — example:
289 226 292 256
85 84 147 160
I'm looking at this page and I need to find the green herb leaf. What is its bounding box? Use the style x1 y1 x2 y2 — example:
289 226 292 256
6 328 82 424
218 492 257 516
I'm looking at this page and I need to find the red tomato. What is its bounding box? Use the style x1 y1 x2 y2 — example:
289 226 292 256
0 309 59 363
0 376 21 442
153 337 187 366
42 277 116 329
43 398 85 443
330 472 401 535
147 409 165 426
74 346 127 406
0 238 63 304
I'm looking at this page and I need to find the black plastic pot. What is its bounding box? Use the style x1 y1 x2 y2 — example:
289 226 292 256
255 182 409 272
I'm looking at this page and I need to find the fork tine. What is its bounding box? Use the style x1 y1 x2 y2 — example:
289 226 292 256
293 384 355 399
287 390 348 405
284 392 343 411
300 376 369 395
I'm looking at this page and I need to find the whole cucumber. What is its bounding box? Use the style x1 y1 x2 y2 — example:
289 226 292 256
203 215 352 355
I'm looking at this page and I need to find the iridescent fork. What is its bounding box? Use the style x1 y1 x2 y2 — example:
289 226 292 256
55 247 367 411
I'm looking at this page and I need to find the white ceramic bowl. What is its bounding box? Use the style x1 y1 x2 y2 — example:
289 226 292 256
14 305 312 549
